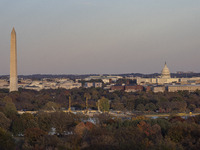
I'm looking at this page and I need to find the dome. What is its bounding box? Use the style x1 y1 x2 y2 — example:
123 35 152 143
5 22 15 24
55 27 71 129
161 62 170 78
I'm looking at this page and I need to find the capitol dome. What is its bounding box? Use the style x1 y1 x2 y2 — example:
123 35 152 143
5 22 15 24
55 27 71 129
161 62 171 78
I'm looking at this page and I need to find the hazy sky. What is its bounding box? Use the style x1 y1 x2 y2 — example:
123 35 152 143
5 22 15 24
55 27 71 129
0 0 200 75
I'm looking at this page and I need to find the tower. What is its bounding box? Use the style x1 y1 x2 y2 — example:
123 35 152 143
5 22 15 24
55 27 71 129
10 28 18 92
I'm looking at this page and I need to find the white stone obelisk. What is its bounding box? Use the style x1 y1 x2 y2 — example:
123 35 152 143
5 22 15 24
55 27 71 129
10 28 18 92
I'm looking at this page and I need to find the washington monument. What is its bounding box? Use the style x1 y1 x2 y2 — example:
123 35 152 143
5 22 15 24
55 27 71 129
10 28 18 92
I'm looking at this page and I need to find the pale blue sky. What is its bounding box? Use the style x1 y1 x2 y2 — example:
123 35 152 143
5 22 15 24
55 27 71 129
0 0 200 75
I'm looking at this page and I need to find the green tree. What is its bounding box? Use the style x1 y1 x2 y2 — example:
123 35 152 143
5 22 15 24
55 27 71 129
98 97 110 112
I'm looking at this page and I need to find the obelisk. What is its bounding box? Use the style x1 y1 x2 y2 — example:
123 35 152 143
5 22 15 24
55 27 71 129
10 27 18 92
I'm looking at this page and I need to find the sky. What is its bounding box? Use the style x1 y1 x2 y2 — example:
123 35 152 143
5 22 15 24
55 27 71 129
0 0 200 75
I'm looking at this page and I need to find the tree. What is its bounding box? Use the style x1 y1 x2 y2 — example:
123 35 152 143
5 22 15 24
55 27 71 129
37 112 52 132
51 112 77 136
154 138 183 150
145 103 156 112
93 114 113 125
188 104 196 112
0 127 15 150
167 121 200 149
125 99 135 111
98 97 110 112
114 126 147 150
2 96 17 119
111 101 124 111
24 128 47 147
83 126 116 149
43 101 61 111
40 135 63 150
84 93 91 112
0 112 11 130
136 104 145 111
12 113 38 136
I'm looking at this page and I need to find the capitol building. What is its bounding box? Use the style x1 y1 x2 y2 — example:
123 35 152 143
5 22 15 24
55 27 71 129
136 62 200 85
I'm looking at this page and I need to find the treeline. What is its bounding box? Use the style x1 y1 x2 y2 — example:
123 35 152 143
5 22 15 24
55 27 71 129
0 87 200 149
0 110 200 149
0 88 200 113
1 72 200 80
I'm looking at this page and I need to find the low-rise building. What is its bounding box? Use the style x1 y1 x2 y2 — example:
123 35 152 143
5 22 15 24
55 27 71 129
110 85 144 92
153 86 165 93
84 82 103 88
84 82 94 88
167 84 200 92
0 79 9 89
111 85 125 91
94 82 102 88
59 81 82 89
85 75 122 83
24 81 43 91
125 85 143 92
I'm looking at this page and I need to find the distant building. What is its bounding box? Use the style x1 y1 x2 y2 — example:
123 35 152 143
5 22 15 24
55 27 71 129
24 81 43 91
102 79 110 84
85 75 122 83
137 62 200 86
94 82 102 88
110 85 144 92
59 81 82 89
21 78 82 91
177 71 194 74
179 77 200 84
167 84 200 92
104 84 114 90
25 85 41 91
42 81 57 89
84 82 102 88
125 85 143 92
0 79 9 89
160 62 170 79
153 86 165 93
111 85 125 91
84 82 94 88
137 62 179 85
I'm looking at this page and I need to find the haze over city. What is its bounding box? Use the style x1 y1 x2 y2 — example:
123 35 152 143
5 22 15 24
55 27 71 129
0 0 200 75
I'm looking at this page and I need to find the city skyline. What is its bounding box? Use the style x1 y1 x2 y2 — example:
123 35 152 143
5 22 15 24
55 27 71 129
0 0 200 75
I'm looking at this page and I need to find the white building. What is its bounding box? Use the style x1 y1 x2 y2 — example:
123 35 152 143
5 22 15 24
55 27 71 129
85 75 122 83
0 79 9 89
168 84 200 92
137 62 179 85
84 82 102 88
59 81 82 89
